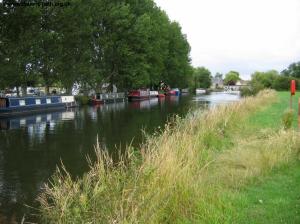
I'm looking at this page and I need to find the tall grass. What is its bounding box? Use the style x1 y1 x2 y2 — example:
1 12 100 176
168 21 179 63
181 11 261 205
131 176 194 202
39 90 300 223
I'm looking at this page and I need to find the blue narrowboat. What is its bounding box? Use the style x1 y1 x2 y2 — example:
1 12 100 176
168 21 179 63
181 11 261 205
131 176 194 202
0 95 76 117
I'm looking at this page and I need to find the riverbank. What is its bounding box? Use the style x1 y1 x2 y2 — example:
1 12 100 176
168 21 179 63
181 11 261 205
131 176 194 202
38 90 300 223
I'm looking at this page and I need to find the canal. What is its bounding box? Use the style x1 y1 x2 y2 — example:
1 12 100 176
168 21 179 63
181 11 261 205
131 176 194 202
0 92 239 222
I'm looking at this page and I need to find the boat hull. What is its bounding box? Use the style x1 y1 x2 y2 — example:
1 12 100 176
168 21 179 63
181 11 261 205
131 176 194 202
128 96 150 101
91 99 104 105
0 103 66 117
196 89 206 94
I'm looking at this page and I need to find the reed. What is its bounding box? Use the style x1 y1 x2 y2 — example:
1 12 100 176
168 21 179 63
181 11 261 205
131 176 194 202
39 90 300 223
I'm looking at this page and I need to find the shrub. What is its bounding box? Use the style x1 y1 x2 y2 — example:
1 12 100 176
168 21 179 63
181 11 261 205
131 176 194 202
240 81 265 97
282 109 294 129
75 95 90 105
240 87 253 97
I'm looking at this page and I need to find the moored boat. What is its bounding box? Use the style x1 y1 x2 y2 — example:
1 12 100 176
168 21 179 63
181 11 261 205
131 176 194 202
91 93 126 105
0 95 76 117
166 88 180 96
196 88 206 95
91 98 103 105
181 88 189 94
128 90 150 101
149 91 159 98
91 94 104 105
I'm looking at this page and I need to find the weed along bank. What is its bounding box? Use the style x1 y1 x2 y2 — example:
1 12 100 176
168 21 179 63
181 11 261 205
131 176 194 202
38 90 300 223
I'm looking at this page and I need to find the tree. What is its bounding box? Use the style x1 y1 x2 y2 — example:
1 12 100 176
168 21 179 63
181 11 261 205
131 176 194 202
193 67 212 88
272 75 293 90
282 62 300 78
251 70 278 88
224 71 240 85
215 72 223 80
0 0 193 93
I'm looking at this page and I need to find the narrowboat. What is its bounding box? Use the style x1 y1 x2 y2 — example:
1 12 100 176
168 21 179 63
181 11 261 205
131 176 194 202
166 88 180 96
91 95 103 105
91 93 125 105
181 88 189 94
128 90 150 101
0 95 76 117
149 91 159 98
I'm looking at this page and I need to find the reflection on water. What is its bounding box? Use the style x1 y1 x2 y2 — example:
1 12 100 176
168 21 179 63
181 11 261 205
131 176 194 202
129 98 159 110
193 92 240 106
0 93 239 222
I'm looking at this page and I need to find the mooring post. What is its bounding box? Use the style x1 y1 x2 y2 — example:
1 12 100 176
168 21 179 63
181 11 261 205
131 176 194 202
291 80 296 110
298 98 300 131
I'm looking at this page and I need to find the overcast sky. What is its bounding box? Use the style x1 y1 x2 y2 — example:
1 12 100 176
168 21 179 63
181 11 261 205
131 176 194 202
154 0 300 79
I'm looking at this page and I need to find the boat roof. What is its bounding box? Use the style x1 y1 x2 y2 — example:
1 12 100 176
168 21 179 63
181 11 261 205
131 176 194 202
0 95 66 99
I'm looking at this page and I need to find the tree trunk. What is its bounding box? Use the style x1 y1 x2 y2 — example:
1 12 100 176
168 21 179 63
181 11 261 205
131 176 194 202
66 85 72 95
21 86 27 96
16 85 20 97
45 85 50 95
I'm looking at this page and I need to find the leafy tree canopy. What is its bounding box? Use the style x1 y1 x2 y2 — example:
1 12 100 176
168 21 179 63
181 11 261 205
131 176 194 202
193 67 212 89
0 0 192 95
224 71 240 85
214 72 223 79
282 62 300 78
251 70 279 88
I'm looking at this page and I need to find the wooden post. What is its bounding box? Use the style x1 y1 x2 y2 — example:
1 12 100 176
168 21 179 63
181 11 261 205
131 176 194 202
290 80 296 110
298 98 300 130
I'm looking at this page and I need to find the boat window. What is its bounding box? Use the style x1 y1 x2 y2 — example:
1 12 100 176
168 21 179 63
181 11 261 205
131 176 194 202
46 98 51 104
19 100 26 106
36 99 41 105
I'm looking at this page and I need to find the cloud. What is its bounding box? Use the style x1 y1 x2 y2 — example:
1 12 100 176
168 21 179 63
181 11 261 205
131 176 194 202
155 0 300 79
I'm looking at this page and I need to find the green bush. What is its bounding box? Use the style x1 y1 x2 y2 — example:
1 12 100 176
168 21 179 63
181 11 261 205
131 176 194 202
75 95 90 105
240 87 253 97
240 81 265 97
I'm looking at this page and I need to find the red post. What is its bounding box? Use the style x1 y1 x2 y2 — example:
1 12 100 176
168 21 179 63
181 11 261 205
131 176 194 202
291 80 296 95
290 80 296 109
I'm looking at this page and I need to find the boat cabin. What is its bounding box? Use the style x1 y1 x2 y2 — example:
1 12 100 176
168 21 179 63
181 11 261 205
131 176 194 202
0 96 75 117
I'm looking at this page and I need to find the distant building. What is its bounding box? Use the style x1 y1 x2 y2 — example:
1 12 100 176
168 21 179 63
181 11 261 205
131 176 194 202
224 80 250 91
211 76 224 89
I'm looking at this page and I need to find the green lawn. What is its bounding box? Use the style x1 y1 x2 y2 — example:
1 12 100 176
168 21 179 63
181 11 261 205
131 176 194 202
231 91 300 224
233 163 300 224
247 91 299 129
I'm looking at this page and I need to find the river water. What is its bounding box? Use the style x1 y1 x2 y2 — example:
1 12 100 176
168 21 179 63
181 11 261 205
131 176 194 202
0 92 239 223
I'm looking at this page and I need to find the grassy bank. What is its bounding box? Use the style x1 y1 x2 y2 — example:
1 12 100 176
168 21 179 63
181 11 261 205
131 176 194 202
39 90 300 223
233 162 300 223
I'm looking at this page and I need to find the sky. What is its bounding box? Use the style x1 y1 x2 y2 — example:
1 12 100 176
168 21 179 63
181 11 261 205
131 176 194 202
154 0 300 79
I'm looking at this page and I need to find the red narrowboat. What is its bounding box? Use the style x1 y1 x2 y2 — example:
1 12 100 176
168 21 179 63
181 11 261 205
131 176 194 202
128 90 150 101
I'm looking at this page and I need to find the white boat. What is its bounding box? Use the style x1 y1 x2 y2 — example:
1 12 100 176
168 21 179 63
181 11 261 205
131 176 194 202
181 88 189 93
196 88 206 95
149 91 159 98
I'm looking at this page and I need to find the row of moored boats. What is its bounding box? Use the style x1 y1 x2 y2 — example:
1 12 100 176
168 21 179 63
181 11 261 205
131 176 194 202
0 88 207 117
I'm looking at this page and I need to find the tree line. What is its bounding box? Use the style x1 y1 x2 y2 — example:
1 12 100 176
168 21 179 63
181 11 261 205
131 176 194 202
193 61 300 92
0 0 192 95
241 62 300 96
